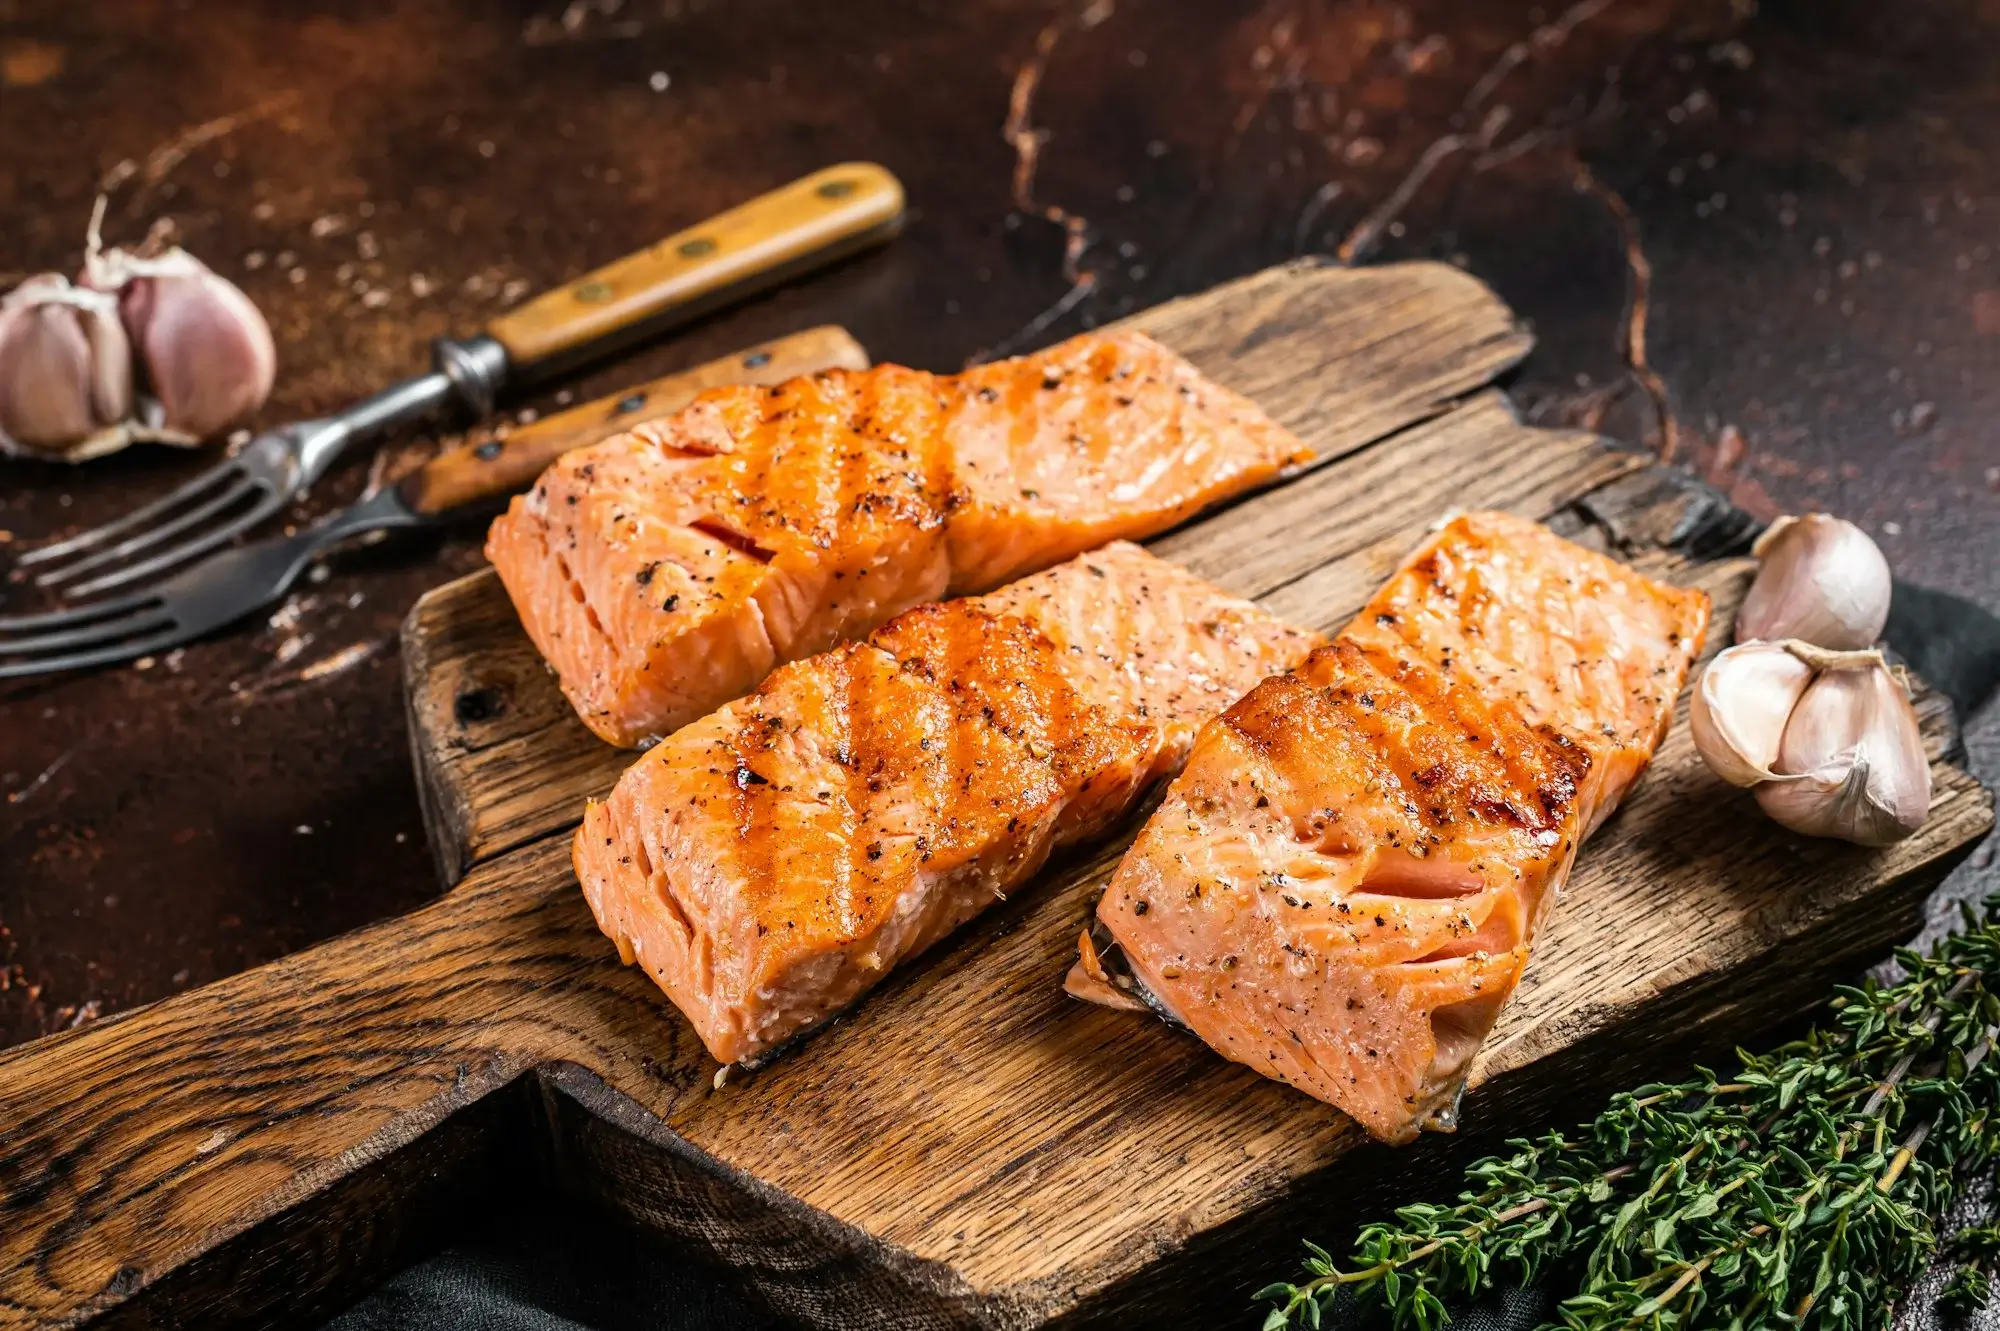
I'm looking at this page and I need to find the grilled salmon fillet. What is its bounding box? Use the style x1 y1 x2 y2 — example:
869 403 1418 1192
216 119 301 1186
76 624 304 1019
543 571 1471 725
573 542 1321 1066
1068 512 1709 1143
488 330 1308 746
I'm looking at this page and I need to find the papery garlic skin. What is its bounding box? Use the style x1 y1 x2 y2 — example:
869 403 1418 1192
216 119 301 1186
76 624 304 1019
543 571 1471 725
1735 514 1892 650
1754 649 1931 845
1689 641 1816 786
0 275 134 461
86 247 275 443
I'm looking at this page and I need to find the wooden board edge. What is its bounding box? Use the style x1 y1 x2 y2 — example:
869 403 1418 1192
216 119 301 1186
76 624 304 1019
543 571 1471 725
534 1062 1023 1328
402 598 481 887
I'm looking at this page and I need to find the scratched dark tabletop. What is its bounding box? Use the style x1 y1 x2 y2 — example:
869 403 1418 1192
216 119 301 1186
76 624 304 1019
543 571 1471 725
0 0 1994 1056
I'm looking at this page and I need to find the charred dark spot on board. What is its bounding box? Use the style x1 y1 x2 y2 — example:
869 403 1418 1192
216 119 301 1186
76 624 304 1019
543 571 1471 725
454 686 508 727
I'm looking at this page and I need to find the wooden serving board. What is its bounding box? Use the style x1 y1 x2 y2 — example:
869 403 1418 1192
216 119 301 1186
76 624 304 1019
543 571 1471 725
0 260 1990 1331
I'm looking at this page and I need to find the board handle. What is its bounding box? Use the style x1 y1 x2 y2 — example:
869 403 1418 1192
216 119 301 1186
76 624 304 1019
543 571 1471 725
397 325 868 516
0 865 666 1327
486 163 903 372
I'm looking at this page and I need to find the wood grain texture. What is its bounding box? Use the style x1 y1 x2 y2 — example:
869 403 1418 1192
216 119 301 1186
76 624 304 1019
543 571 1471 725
0 261 1989 1331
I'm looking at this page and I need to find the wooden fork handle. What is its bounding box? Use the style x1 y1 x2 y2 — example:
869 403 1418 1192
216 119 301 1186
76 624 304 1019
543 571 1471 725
397 325 869 517
484 163 903 372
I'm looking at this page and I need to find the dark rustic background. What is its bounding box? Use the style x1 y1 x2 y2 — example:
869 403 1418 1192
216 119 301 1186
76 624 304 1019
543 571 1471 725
1 0 1996 1321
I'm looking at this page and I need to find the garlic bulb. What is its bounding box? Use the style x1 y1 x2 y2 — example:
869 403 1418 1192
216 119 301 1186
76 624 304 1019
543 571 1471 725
1754 647 1931 846
1735 514 1892 650
86 245 276 443
1689 641 1816 786
0 275 134 461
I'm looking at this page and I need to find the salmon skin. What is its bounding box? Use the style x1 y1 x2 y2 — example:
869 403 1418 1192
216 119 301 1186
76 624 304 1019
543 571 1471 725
572 542 1320 1067
1067 512 1710 1143
488 330 1310 747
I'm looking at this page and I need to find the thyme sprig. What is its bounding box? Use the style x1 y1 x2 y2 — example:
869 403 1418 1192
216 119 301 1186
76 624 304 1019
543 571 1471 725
1938 1221 2000 1318
1259 899 2000 1331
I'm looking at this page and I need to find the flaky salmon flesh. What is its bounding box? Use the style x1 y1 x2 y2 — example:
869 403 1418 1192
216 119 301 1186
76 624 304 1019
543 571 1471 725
1067 512 1710 1143
573 542 1320 1066
488 330 1310 747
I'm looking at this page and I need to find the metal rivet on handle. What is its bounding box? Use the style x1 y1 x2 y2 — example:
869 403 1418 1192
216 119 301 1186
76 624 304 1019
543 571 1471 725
474 440 504 461
573 280 613 303
743 351 772 368
678 237 717 258
615 393 648 414
817 179 855 199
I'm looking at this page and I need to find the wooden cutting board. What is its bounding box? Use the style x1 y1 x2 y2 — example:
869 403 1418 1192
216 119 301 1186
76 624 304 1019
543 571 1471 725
0 260 1990 1331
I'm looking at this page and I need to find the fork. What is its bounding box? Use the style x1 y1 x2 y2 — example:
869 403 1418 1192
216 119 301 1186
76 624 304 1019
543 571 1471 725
12 162 904 599
0 327 869 679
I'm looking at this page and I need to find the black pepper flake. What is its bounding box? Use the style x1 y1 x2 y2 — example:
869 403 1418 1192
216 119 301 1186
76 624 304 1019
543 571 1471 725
662 594 680 612
1133 900 1150 915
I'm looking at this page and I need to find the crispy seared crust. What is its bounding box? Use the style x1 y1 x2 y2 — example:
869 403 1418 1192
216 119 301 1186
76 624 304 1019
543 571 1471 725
490 331 1310 747
1080 512 1709 1143
574 542 1321 1065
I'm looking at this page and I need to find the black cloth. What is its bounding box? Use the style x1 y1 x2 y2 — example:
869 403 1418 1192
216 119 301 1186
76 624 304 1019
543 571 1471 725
325 1202 779 1331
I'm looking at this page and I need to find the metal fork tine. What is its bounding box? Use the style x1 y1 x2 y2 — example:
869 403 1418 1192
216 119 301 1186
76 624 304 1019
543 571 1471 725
0 604 173 658
59 486 292 600
35 475 267 590
15 459 246 568
0 590 160 634
0 624 188 681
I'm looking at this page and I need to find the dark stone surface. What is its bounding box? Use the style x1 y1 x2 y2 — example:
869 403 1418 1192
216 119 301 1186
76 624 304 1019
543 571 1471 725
0 0 1993 1078
3 2 1997 1326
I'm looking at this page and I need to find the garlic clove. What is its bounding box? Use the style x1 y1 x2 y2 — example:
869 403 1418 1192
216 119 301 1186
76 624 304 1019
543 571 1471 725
0 275 134 459
1753 648 1931 845
1689 640 1817 786
83 283 135 427
1735 513 1892 650
86 246 275 443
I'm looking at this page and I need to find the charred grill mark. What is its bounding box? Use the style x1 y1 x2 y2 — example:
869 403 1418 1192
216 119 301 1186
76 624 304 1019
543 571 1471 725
689 519 777 565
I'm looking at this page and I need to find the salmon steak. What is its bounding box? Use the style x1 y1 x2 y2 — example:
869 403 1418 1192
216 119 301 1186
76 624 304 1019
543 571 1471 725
573 542 1321 1066
1067 511 1709 1143
488 330 1310 747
